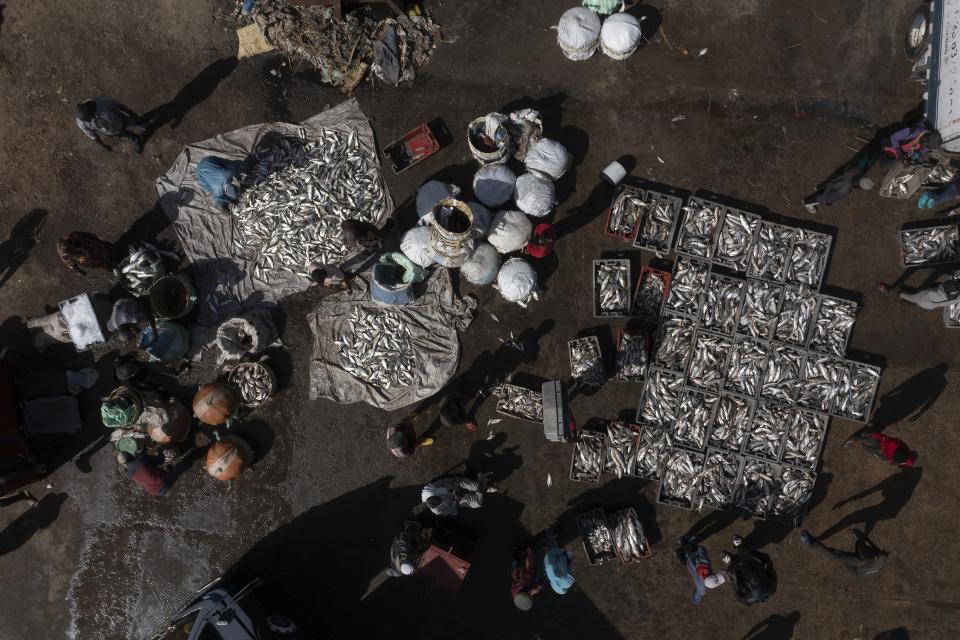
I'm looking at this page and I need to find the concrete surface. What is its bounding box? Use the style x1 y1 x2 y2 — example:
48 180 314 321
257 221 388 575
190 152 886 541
0 1 957 639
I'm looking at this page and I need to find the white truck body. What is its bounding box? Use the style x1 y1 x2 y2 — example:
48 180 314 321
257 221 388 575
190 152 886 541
927 0 960 151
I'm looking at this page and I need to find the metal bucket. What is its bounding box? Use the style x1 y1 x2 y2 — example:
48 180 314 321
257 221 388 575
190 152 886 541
429 199 476 268
149 274 197 320
467 116 511 165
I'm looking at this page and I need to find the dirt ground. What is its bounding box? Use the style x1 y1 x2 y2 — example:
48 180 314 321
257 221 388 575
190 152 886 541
0 1 958 639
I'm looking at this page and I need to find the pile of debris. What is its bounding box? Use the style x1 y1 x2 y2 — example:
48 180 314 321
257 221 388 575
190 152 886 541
252 0 442 90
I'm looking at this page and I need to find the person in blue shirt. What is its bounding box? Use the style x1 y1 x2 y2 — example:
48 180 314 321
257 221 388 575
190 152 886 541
542 527 575 594
676 536 725 605
196 156 252 208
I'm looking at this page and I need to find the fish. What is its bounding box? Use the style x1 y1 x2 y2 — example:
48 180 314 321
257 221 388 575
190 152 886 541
610 508 648 561
653 317 695 372
676 201 722 258
638 369 684 429
714 210 759 271
664 257 709 316
748 222 794 281
674 388 718 449
616 332 649 381
595 262 630 313
900 225 960 266
687 332 731 390
571 432 605 481
783 408 826 467
725 338 769 396
768 466 816 519
786 229 830 288
660 448 703 506
228 362 275 406
493 383 543 421
633 270 667 322
760 345 804 402
775 284 818 344
569 337 605 387
338 307 415 390
809 296 857 357
116 243 167 294
740 279 784 338
700 275 745 334
745 403 790 459
710 394 754 451
734 459 778 516
604 421 639 478
636 194 679 252
635 426 671 479
698 450 740 509
797 354 850 414
608 192 647 237
840 363 880 421
579 510 614 560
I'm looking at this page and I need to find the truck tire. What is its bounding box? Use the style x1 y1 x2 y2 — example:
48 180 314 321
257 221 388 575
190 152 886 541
905 4 931 62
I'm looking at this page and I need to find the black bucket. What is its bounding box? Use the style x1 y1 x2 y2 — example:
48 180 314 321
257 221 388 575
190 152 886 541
149 275 197 320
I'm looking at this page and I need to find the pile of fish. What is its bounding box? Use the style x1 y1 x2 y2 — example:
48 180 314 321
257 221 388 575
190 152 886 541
607 190 646 237
786 230 830 288
653 316 694 371
687 332 731 390
638 369 683 429
782 409 825 468
710 394 754 451
337 308 415 390
578 510 615 563
569 337 605 387
746 403 788 460
604 421 639 478
228 362 276 406
714 210 758 271
769 466 815 521
594 261 630 315
701 276 744 334
635 426 671 478
775 284 818 345
659 448 702 507
760 344 804 402
676 201 722 258
633 269 667 322
947 302 960 328
740 280 783 339
899 225 960 266
231 129 387 280
748 223 793 281
725 338 769 396
116 243 168 295
734 458 777 517
798 354 849 413
494 383 543 422
809 296 857 357
635 194 679 252
616 332 649 381
664 257 709 315
571 432 605 482
674 389 717 449
837 363 880 420
699 449 741 509
880 164 922 198
610 508 649 562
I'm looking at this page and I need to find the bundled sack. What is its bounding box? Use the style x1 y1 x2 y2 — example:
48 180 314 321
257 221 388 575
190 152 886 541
515 173 556 217
416 181 459 224
526 138 572 181
468 201 492 237
557 7 602 61
400 226 436 267
461 243 500 285
601 12 642 60
473 164 517 207
496 258 538 305
488 210 533 254
583 0 623 14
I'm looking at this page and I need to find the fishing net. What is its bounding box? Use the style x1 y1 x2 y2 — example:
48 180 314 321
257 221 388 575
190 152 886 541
157 100 394 326
307 268 476 409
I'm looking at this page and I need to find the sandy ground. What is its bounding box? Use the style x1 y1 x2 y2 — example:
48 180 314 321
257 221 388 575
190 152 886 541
0 1 957 639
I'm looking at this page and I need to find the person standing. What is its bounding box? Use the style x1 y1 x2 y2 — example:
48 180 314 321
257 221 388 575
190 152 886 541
421 473 496 516
799 529 889 576
57 231 116 274
74 97 147 153
385 413 433 458
879 275 960 310
720 535 777 606
846 431 918 467
676 536 725 605
196 156 250 208
386 520 430 577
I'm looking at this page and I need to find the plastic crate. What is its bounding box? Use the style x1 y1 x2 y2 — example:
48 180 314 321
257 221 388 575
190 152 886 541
593 258 632 317
785 229 832 290
697 448 745 511
767 466 818 525
675 196 725 259
672 386 720 451
636 367 685 430
685 330 733 393
663 256 711 318
604 184 646 240
568 336 605 387
494 383 543 423
708 392 757 454
724 335 771 398
712 207 761 272
576 508 617 565
807 295 858 358
781 407 828 470
797 353 845 415
774 284 821 346
759 343 808 404
739 278 785 340
602 421 642 477
608 507 653 563
834 361 881 424
699 273 746 336
632 424 672 480
632 266 672 323
569 430 605 483
733 458 781 520
897 223 960 267
747 220 797 283
656 447 705 510
944 302 960 328
743 400 792 463
633 188 684 254
615 329 650 382
652 314 697 374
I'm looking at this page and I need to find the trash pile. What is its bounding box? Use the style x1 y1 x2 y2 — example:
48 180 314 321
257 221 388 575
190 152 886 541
252 1 442 90
557 6 644 62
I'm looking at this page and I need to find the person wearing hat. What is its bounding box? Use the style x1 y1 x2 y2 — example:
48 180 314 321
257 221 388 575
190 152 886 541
675 537 725 605
386 520 429 577
510 545 542 610
720 535 777 606
799 528 889 576
879 274 960 311
385 413 433 458
846 431 918 467
74 96 147 153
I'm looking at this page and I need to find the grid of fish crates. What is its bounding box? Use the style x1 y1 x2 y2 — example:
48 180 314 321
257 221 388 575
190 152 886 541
577 192 883 522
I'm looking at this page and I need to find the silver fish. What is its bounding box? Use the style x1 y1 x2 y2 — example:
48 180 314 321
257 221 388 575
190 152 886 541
578 509 615 561
782 408 826 468
710 394 754 451
228 362 275 406
660 448 703 507
337 307 415 390
714 210 759 271
493 383 543 422
572 432 605 482
809 296 857 357
674 388 718 449
775 284 818 345
760 344 804 402
608 192 647 237
636 194 679 252
653 316 695 372
797 354 849 414
635 426 672 479
899 225 960 266
638 369 684 429
786 229 830 288
676 201 722 258
739 279 783 339
698 449 741 510
595 261 630 314
610 508 648 561
569 337 604 387
947 302 960 327
745 402 789 460
633 270 667 322
604 421 639 478
734 459 777 517
748 222 794 281
700 275 745 334
616 332 649 381
725 338 769 396
687 331 732 391
664 257 709 316
768 466 816 520
116 242 167 294
839 362 880 421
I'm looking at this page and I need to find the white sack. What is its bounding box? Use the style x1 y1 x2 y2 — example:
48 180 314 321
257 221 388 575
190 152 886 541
461 243 500 285
514 173 556 217
601 13 642 60
400 226 435 267
468 201 492 237
557 7 602 61
525 138 572 181
473 164 517 207
487 210 533 254
496 258 538 304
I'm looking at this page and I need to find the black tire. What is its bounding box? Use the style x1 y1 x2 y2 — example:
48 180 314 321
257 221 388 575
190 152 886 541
905 4 931 62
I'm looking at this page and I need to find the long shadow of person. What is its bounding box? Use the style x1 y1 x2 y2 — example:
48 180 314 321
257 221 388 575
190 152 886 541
0 492 67 556
140 57 239 144
463 432 522 484
682 509 748 544
552 180 615 239
873 628 910 640
740 611 801 639
0 209 47 291
868 364 949 431
816 467 923 541
745 471 834 549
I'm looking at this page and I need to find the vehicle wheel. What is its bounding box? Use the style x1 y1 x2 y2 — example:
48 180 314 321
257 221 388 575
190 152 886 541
266 615 297 636
905 4 931 62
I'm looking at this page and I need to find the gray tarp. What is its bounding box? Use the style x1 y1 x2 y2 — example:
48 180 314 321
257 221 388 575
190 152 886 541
155 99 393 325
307 268 476 409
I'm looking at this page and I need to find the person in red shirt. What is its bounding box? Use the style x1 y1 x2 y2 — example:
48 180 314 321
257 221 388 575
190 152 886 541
524 223 556 259
846 431 917 467
510 545 543 610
